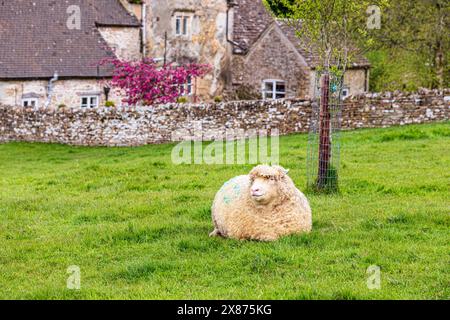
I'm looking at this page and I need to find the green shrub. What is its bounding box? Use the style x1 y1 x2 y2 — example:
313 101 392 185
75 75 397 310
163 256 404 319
104 101 116 108
177 97 188 104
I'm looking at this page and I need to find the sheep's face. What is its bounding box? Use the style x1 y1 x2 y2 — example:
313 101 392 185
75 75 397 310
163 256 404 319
249 165 289 205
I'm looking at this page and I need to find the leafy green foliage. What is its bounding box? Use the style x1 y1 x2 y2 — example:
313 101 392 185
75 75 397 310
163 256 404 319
266 0 449 90
266 0 386 71
369 0 449 89
366 49 438 92
264 0 293 16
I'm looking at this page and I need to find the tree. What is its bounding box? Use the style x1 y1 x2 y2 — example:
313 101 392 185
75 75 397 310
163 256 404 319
102 58 210 105
370 0 449 89
268 0 449 90
264 0 293 16
266 0 382 192
265 0 384 70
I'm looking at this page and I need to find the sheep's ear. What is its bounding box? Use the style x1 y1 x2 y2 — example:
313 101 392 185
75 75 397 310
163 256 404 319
273 165 289 176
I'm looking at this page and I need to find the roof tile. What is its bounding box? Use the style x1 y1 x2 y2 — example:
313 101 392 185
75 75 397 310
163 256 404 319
233 0 370 68
0 0 140 79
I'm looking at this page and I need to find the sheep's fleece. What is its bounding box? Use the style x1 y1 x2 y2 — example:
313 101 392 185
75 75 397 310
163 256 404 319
210 165 312 241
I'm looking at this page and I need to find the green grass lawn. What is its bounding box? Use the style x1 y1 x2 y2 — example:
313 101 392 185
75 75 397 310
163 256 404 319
0 123 449 300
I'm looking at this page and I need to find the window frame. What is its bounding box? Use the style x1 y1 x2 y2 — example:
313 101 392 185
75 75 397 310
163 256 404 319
182 16 189 36
262 79 286 100
185 76 193 96
175 15 182 35
174 14 190 37
176 76 193 96
22 98 39 108
342 87 350 99
80 95 99 108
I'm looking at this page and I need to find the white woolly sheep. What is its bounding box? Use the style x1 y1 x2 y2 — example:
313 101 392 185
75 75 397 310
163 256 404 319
210 165 312 241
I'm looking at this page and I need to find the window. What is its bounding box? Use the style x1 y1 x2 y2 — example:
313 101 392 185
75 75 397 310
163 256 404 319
175 15 190 36
262 80 286 100
22 98 38 108
178 76 193 96
175 16 181 35
183 16 189 35
185 76 193 95
342 87 350 98
81 96 99 108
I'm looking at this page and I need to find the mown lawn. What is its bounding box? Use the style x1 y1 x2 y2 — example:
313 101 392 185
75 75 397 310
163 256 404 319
0 123 449 300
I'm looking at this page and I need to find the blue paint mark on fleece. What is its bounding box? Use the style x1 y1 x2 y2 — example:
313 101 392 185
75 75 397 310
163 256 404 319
220 177 242 205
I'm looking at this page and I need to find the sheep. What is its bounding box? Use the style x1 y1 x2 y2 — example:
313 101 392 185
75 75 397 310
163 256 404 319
210 165 312 241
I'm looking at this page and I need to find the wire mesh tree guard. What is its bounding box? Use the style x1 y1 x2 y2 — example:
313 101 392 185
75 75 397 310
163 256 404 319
306 71 343 193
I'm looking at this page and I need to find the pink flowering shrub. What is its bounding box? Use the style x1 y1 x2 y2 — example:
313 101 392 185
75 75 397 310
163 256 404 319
102 58 211 105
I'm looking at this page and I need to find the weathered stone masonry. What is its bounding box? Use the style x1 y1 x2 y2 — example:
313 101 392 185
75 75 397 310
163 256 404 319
0 90 448 147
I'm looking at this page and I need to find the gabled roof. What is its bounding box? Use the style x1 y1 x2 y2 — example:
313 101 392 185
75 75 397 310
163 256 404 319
232 0 274 52
232 0 370 69
276 20 371 69
89 0 141 27
0 0 140 80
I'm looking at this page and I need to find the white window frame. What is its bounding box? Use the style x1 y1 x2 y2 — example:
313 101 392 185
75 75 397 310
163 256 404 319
175 76 193 96
185 76 193 96
174 14 190 36
80 95 99 108
22 98 39 108
262 79 286 100
342 87 350 99
182 16 189 36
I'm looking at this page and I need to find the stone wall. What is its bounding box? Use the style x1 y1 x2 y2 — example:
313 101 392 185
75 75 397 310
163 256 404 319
231 24 311 99
145 0 229 100
0 79 124 109
343 69 368 97
0 90 448 147
229 22 369 100
341 90 449 129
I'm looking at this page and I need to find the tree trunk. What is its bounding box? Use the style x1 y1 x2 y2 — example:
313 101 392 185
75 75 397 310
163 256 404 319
434 40 445 89
434 1 445 89
317 73 331 189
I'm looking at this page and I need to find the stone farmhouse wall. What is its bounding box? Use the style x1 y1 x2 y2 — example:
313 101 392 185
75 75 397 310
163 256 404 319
230 23 368 100
0 79 125 110
145 0 230 100
231 24 312 99
0 24 141 110
0 90 448 147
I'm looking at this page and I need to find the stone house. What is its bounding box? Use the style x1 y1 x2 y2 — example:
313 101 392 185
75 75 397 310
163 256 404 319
144 0 370 101
0 0 141 108
0 0 370 107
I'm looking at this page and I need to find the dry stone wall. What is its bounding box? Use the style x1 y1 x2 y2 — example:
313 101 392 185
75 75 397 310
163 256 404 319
0 90 448 147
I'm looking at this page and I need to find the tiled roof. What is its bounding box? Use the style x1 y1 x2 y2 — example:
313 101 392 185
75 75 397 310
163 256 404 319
233 0 370 68
276 20 371 69
0 0 140 79
232 0 274 52
89 0 141 26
